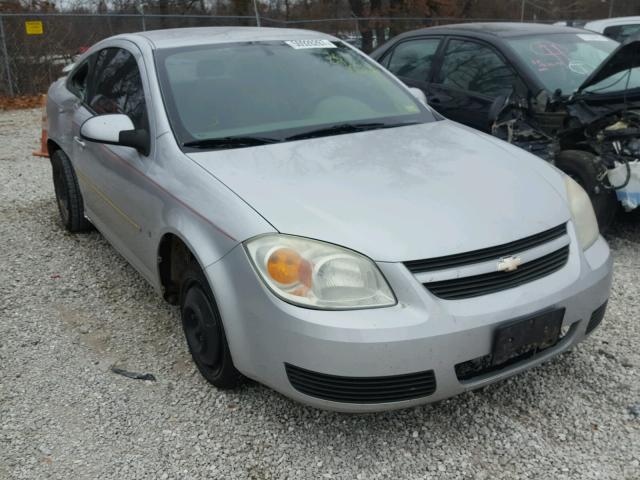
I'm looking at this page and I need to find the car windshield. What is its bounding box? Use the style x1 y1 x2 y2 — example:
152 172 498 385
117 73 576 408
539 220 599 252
155 40 434 148
507 33 640 95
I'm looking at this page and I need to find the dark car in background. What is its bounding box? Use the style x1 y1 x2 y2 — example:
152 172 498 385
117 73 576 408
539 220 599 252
371 23 640 228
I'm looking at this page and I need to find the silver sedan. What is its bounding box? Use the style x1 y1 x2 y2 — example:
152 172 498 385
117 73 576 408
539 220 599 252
46 27 612 412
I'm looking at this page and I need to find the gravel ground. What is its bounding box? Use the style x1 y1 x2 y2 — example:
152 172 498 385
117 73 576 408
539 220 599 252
0 108 639 480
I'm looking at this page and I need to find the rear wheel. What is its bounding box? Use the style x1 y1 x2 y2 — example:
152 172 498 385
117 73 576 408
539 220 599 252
180 262 243 389
50 149 92 232
555 150 618 232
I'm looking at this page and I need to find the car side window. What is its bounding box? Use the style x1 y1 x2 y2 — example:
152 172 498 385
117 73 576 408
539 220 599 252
438 39 516 98
386 38 441 81
88 47 148 130
68 61 89 101
603 24 640 43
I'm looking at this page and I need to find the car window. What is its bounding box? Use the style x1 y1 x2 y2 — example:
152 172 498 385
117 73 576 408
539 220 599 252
68 61 89 101
438 39 516 98
155 41 435 146
506 33 621 94
603 24 640 43
386 38 441 81
88 47 148 130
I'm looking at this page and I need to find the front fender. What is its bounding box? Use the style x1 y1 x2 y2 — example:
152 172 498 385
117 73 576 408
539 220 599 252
149 135 277 292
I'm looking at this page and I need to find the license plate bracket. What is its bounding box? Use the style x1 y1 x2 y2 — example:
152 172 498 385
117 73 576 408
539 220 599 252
491 308 565 366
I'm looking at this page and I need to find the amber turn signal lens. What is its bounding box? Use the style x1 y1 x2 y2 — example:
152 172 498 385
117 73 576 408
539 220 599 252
267 248 303 285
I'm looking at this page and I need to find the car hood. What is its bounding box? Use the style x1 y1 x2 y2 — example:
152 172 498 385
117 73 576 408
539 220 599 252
188 121 570 262
577 39 640 93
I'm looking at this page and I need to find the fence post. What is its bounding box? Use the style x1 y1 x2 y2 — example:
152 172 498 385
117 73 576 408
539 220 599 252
0 15 14 96
253 0 261 27
137 1 147 31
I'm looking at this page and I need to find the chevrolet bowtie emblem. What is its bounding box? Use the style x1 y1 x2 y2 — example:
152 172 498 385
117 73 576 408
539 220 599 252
497 256 523 272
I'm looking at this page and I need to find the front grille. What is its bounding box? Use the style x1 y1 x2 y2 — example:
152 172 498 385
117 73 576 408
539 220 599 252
424 245 569 300
404 224 566 273
586 301 608 335
285 364 436 404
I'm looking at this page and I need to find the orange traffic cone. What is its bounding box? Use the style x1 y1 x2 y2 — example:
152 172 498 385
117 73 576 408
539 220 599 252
32 94 49 158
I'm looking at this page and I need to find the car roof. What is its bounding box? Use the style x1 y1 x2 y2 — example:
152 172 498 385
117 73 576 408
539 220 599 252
132 26 336 49
398 22 587 39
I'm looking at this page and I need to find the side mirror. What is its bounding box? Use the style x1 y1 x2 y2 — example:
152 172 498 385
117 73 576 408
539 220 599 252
80 114 150 156
408 87 428 106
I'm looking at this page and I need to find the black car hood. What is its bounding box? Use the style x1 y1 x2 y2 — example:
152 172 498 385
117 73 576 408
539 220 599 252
577 39 640 93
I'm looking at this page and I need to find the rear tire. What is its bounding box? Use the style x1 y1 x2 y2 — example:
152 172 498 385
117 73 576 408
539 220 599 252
555 150 618 232
50 149 92 232
180 262 243 389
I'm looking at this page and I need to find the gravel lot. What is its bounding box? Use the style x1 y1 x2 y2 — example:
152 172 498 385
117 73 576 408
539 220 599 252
0 108 639 480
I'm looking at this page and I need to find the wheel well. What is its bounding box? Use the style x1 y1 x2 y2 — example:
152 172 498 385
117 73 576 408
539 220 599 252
47 139 61 158
158 234 197 305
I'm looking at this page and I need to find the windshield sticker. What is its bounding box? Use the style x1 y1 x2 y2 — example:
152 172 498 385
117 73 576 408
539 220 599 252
577 34 609 42
285 39 337 49
529 41 569 72
568 61 593 75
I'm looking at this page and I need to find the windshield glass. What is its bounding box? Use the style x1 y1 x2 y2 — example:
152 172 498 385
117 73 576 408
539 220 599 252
155 40 434 147
506 33 640 95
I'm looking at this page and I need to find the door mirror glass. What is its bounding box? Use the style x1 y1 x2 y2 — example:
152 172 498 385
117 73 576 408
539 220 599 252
80 114 150 155
408 87 427 105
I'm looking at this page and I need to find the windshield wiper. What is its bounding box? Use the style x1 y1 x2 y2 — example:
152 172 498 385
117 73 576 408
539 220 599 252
184 136 280 149
285 122 418 141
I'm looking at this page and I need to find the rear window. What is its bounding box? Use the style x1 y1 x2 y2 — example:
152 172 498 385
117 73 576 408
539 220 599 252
68 62 89 101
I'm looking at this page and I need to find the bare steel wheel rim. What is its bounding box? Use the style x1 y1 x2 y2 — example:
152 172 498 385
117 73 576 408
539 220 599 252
183 288 223 375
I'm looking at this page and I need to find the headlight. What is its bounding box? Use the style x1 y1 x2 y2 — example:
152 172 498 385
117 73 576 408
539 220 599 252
565 176 599 250
244 234 396 310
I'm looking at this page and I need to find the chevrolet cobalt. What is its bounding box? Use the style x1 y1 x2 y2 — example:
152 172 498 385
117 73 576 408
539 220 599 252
46 27 612 412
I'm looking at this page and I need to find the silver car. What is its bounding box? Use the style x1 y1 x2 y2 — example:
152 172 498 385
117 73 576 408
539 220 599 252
46 27 612 412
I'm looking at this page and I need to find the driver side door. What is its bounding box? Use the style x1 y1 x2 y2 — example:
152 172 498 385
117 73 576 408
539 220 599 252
74 44 157 282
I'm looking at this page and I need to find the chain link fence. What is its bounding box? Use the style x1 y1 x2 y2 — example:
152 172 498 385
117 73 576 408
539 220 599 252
0 13 528 96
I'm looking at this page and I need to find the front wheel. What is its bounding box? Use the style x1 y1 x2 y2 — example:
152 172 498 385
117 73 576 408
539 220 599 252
180 263 243 389
555 150 618 232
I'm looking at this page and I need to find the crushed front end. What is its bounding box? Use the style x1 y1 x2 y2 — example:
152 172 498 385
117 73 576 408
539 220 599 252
491 92 640 213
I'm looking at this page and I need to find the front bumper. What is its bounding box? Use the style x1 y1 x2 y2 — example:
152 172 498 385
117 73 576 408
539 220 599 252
206 227 612 412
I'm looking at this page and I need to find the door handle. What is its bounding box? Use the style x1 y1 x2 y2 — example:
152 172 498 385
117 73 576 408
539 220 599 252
428 97 441 105
73 136 86 148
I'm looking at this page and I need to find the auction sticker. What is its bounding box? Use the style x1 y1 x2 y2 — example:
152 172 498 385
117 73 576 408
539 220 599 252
285 39 336 49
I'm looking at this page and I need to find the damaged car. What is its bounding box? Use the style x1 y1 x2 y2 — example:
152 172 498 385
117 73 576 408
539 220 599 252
46 27 612 412
372 23 640 228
